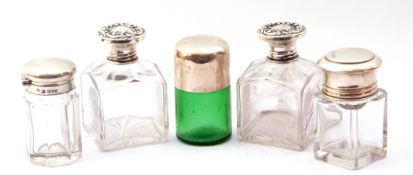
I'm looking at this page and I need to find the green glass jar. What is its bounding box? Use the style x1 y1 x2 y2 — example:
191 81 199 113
175 35 232 145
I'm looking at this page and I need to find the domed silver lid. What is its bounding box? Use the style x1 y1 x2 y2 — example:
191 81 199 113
175 35 230 92
22 57 76 95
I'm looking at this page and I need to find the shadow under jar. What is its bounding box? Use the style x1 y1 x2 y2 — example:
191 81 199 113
22 58 81 167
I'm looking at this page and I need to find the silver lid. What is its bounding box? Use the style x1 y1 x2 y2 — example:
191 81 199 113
98 23 145 63
22 58 76 95
258 22 305 61
175 35 230 92
318 48 382 99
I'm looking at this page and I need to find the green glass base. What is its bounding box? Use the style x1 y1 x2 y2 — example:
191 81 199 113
178 131 231 146
175 87 232 145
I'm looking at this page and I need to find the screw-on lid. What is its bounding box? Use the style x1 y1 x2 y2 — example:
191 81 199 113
318 48 382 99
22 57 76 95
258 22 305 61
98 23 145 63
175 35 230 92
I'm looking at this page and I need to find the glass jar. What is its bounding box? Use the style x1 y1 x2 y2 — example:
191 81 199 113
81 23 168 151
175 35 232 145
22 58 81 166
314 48 387 170
237 22 323 150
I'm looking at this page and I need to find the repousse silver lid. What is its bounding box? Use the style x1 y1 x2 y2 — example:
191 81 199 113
258 22 305 61
98 23 145 64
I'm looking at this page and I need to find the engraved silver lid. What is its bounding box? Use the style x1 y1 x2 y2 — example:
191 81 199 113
22 58 76 95
98 23 145 64
258 22 305 61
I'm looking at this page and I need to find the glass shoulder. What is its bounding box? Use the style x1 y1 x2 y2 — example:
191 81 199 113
82 60 165 83
238 58 322 85
134 60 166 84
135 60 165 76
237 58 273 83
82 60 106 74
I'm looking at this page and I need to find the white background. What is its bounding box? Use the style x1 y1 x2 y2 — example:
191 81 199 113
0 0 412 174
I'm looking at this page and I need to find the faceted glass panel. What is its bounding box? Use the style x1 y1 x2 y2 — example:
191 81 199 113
25 90 81 166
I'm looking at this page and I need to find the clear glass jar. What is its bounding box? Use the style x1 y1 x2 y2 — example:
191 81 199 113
314 48 387 170
81 23 168 151
237 22 323 150
22 58 81 166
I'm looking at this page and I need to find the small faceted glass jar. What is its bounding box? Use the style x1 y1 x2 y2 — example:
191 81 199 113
81 23 168 151
237 22 323 150
313 48 387 170
22 58 81 166
175 35 232 145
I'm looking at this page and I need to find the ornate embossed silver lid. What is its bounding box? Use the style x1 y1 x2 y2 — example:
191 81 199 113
22 58 76 95
98 23 145 63
318 48 382 99
258 22 306 61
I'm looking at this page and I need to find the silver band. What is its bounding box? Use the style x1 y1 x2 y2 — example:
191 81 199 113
25 81 75 96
